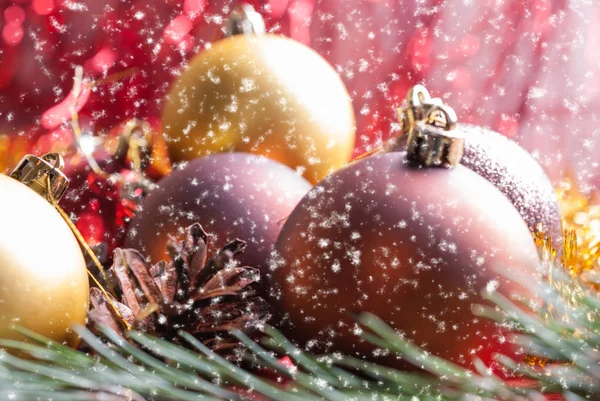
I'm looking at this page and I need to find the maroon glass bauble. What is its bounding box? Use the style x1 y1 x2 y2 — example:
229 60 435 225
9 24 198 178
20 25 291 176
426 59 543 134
387 123 562 245
459 124 562 243
125 153 312 292
272 152 540 373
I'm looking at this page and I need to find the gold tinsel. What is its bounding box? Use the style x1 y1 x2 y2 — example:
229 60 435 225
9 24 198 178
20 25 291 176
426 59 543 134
524 176 600 368
531 177 600 289
554 177 600 290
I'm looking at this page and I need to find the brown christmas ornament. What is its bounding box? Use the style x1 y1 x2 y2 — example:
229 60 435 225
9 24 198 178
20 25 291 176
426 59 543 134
385 85 562 244
272 110 541 373
125 153 312 294
89 223 269 351
162 5 355 184
0 154 88 345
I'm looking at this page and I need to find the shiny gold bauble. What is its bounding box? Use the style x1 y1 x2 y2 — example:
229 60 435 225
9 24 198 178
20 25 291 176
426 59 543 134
0 174 89 344
162 34 356 184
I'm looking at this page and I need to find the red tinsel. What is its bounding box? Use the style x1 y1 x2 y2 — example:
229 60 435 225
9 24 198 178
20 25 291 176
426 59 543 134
0 0 598 185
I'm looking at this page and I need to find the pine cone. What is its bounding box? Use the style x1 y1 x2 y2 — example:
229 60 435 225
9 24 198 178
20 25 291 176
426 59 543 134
88 223 270 352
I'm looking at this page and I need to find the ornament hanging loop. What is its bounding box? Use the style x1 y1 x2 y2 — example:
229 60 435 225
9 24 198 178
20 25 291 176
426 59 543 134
406 103 464 168
424 102 457 131
9 153 70 202
399 84 444 135
223 3 266 37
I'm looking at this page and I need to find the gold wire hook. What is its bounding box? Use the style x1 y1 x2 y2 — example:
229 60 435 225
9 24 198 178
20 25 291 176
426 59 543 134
45 174 132 331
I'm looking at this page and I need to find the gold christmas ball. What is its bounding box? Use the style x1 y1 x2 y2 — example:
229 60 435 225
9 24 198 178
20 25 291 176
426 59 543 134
162 34 356 184
0 174 89 345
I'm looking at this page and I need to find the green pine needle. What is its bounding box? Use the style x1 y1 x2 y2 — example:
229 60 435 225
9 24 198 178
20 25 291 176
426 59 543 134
0 263 597 400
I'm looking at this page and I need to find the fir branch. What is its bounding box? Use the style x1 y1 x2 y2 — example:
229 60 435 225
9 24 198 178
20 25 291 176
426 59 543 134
0 263 597 401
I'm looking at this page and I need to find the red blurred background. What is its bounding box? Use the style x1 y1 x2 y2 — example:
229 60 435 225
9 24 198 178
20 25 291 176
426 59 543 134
0 0 595 187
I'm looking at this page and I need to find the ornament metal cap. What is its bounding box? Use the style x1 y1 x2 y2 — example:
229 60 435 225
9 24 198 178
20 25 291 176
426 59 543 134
223 3 266 37
399 84 444 135
9 153 69 202
406 103 464 168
